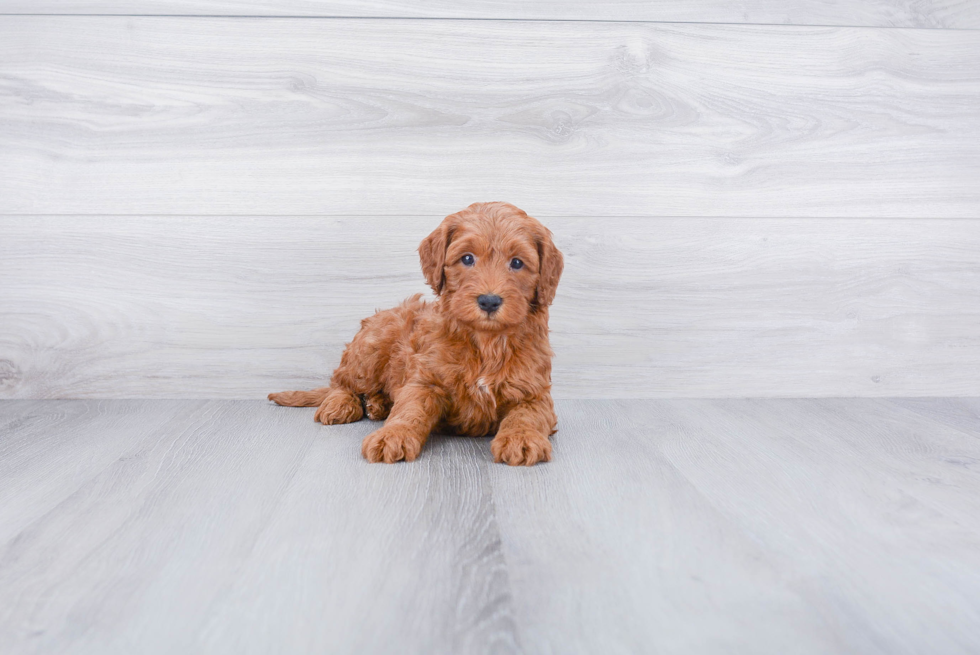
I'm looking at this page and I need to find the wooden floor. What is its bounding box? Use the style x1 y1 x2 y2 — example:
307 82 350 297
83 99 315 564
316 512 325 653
1 398 979 654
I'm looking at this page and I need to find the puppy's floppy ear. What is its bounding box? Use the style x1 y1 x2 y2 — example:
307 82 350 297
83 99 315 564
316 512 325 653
534 227 564 308
419 215 457 295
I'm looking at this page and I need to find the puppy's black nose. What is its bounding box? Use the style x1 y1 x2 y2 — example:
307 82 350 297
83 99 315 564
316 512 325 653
477 294 503 314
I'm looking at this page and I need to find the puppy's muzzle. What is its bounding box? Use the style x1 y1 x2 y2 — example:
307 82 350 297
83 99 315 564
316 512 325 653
477 294 503 314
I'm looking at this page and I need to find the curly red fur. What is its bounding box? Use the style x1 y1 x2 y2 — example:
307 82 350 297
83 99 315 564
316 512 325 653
269 202 563 466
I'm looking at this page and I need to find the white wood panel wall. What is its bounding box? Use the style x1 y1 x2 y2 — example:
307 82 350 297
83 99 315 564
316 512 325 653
2 1 979 29
2 18 979 217
2 216 979 399
1 8 979 399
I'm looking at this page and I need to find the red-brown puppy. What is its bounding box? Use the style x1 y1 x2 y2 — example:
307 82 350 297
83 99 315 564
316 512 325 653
269 202 563 465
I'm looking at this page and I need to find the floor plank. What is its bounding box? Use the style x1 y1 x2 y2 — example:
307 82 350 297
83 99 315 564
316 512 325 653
0 401 317 653
195 425 516 655
887 397 980 438
0 400 517 654
646 399 980 654
4 216 980 400
1 399 979 653
2 0 979 29
2 18 978 217
489 399 840 654
0 400 193 545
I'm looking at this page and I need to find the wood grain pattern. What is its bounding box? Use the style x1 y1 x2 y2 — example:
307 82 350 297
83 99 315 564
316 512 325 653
0 400 193 546
2 398 979 652
0 400 516 653
2 18 978 217
3 215 979 400
492 398 980 653
2 0 979 29
886 397 980 438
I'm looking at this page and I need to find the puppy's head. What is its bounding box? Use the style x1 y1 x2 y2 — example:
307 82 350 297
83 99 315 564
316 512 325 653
419 202 563 332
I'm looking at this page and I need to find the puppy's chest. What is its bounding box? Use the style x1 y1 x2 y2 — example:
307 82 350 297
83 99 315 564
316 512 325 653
467 372 506 411
448 371 520 435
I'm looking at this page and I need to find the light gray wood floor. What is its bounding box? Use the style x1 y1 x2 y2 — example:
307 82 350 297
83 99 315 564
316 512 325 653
1 398 979 654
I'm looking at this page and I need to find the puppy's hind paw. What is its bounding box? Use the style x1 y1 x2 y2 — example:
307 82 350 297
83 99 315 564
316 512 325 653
364 392 392 421
314 390 364 424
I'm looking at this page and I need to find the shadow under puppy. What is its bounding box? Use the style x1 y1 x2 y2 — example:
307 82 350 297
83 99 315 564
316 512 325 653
269 202 563 465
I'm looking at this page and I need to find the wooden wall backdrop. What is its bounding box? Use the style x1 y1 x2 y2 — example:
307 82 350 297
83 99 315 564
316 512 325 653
3 1 980 28
3 18 980 217
1 6 979 399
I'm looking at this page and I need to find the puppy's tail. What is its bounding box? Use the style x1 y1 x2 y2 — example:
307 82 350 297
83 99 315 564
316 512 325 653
268 387 331 407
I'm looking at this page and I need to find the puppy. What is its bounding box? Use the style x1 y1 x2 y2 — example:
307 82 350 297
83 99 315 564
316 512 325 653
269 202 563 466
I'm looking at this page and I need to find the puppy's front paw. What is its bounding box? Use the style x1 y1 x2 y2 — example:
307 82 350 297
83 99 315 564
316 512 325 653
491 429 552 466
361 425 424 463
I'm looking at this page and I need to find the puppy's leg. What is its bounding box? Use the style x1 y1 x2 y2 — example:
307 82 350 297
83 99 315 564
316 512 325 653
268 385 364 424
309 303 415 426
268 387 330 407
361 384 443 463
491 397 556 466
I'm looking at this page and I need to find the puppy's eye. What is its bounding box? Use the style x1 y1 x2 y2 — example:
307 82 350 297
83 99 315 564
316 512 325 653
460 254 475 267
509 258 524 270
